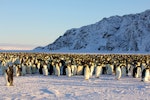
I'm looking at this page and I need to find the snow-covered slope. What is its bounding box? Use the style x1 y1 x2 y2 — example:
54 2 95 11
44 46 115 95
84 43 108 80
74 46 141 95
34 10 150 53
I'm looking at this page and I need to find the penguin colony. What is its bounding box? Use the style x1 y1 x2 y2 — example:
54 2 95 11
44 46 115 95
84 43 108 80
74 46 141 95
0 53 150 86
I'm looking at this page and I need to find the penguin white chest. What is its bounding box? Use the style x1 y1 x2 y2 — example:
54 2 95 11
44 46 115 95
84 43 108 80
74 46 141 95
84 66 90 80
66 66 72 77
95 66 102 78
42 65 48 76
90 65 94 77
21 65 26 76
144 69 150 82
55 65 60 76
116 67 121 80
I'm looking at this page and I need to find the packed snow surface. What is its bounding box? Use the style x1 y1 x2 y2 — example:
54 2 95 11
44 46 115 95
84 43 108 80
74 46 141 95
0 74 150 100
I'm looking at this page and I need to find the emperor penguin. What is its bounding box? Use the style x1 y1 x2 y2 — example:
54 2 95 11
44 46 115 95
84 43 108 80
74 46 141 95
39 61 44 74
4 62 14 86
42 64 48 76
102 63 107 75
1 61 7 75
31 64 37 74
126 63 131 76
51 61 56 75
26 63 32 74
115 64 122 80
130 63 135 76
66 64 72 77
77 65 84 75
13 64 21 77
49 62 54 75
17 65 22 76
71 64 77 76
14 58 20 65
90 62 95 77
95 63 102 78
59 62 64 75
133 66 142 78
84 64 90 80
106 63 114 75
21 63 26 76
141 61 147 72
37 62 41 73
141 68 150 82
55 62 60 76
120 65 127 76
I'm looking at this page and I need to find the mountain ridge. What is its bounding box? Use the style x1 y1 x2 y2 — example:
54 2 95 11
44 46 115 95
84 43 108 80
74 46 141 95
34 10 150 53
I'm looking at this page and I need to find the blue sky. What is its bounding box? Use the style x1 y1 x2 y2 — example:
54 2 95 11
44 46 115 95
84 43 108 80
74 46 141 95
0 0 150 50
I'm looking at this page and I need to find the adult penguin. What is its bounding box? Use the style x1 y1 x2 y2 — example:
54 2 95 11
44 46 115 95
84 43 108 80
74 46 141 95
21 63 26 76
95 63 102 78
115 64 121 80
49 62 54 75
42 64 48 76
31 64 37 74
141 68 150 82
60 59 65 75
126 63 131 76
39 61 44 74
141 61 147 72
13 64 21 77
62 65 67 75
60 65 64 75
1 61 6 75
84 64 90 80
37 62 41 73
106 62 114 75
71 64 77 76
4 62 14 86
66 64 72 77
77 65 84 75
102 62 107 75
133 66 142 78
55 62 60 76
90 62 95 77
120 65 127 77
26 63 32 74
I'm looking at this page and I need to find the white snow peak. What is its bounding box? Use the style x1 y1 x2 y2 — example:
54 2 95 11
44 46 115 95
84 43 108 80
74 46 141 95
34 10 150 53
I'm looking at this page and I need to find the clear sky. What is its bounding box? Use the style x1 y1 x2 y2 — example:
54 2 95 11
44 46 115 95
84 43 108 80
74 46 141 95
0 0 150 50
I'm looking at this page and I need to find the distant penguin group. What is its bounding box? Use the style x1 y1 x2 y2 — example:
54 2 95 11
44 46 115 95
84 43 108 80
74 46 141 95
0 53 150 87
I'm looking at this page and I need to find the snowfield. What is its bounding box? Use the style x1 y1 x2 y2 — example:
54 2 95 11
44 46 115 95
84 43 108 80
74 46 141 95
0 74 150 100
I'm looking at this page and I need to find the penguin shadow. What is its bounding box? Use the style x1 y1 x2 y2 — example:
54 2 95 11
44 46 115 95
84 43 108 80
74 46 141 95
0 83 14 87
40 88 54 95
100 75 115 80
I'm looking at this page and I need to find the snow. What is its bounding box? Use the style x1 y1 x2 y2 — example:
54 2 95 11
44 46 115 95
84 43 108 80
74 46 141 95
0 74 150 100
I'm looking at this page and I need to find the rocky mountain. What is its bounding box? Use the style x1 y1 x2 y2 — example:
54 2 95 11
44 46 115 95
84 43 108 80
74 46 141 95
34 10 150 53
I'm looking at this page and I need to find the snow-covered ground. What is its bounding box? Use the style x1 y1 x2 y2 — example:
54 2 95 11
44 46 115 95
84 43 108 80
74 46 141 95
0 73 150 100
